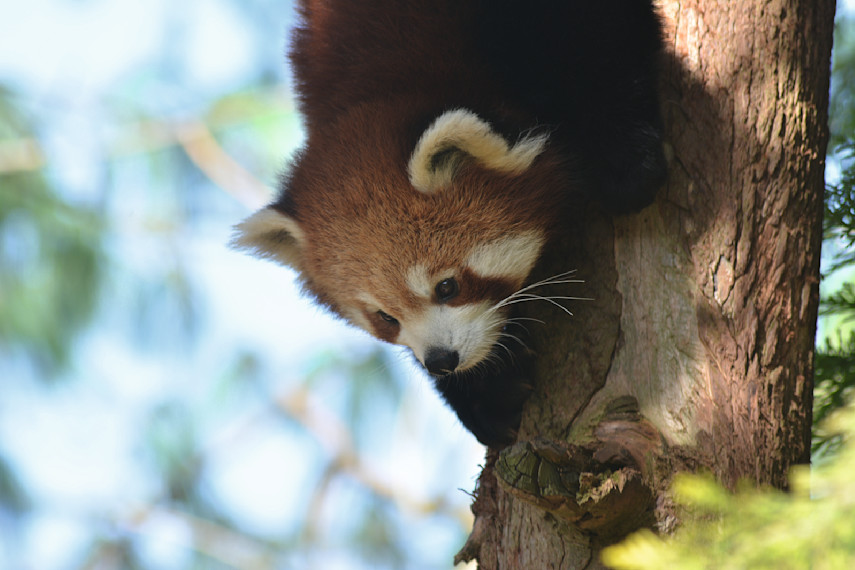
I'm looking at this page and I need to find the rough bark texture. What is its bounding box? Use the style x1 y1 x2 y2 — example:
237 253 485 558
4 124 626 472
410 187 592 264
458 0 835 567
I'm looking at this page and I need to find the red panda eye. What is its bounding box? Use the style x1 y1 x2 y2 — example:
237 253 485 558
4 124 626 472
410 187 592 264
435 277 459 302
377 310 399 325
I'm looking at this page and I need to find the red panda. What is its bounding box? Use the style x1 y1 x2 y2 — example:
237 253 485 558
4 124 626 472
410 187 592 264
233 0 667 447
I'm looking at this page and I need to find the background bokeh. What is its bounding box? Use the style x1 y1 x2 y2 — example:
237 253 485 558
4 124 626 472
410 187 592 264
1 1 854 569
0 1 482 568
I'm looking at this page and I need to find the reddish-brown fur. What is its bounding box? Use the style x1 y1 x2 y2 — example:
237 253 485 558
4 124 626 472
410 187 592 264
291 2 507 133
237 0 667 446
284 99 572 321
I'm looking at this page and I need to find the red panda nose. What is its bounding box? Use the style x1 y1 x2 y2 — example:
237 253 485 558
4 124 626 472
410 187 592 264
424 347 460 376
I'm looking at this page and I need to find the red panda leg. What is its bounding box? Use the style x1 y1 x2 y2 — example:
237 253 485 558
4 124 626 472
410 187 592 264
431 325 535 448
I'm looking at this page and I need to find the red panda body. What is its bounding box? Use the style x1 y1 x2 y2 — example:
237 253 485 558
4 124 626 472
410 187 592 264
235 0 667 447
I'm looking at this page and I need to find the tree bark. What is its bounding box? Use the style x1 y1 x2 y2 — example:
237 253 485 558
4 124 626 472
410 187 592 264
457 0 835 567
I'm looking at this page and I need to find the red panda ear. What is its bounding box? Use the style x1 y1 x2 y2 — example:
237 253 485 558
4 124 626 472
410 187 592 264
231 207 305 270
407 108 548 194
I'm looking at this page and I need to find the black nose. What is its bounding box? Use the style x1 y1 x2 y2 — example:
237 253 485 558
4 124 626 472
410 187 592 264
424 347 460 376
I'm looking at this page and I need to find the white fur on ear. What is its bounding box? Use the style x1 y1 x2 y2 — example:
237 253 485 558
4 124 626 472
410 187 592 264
408 109 548 194
231 207 305 270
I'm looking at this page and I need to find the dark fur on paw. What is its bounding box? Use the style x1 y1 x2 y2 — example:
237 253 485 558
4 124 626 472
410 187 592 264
431 322 535 448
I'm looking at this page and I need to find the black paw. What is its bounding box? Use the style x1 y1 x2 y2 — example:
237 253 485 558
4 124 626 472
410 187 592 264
435 373 532 447
596 125 667 214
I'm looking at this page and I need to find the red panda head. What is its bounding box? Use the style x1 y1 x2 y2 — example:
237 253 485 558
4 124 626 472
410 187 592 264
234 107 568 376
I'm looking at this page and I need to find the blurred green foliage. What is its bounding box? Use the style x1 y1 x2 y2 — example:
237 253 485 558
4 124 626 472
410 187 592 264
823 141 855 271
814 333 855 459
602 402 855 570
0 69 469 564
816 13 855 460
0 456 29 515
0 0 477 567
829 14 855 149
0 91 105 377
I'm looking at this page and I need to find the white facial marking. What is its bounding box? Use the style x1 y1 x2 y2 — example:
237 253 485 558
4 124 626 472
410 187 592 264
397 302 504 371
352 293 396 337
344 306 372 331
406 264 432 299
408 108 549 194
355 293 388 315
466 231 545 282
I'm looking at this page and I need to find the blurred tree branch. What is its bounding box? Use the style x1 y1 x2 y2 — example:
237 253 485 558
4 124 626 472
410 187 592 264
275 385 472 524
175 120 272 209
0 90 284 209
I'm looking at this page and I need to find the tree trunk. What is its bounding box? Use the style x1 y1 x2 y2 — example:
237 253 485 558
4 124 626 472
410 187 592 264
456 0 835 567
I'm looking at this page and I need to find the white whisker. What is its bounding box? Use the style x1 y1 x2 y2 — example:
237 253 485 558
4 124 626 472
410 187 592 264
532 297 575 317
502 320 533 336
493 293 592 312
504 316 546 325
495 295 575 316
500 331 530 351
513 270 581 292
486 268 589 317
494 340 515 360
